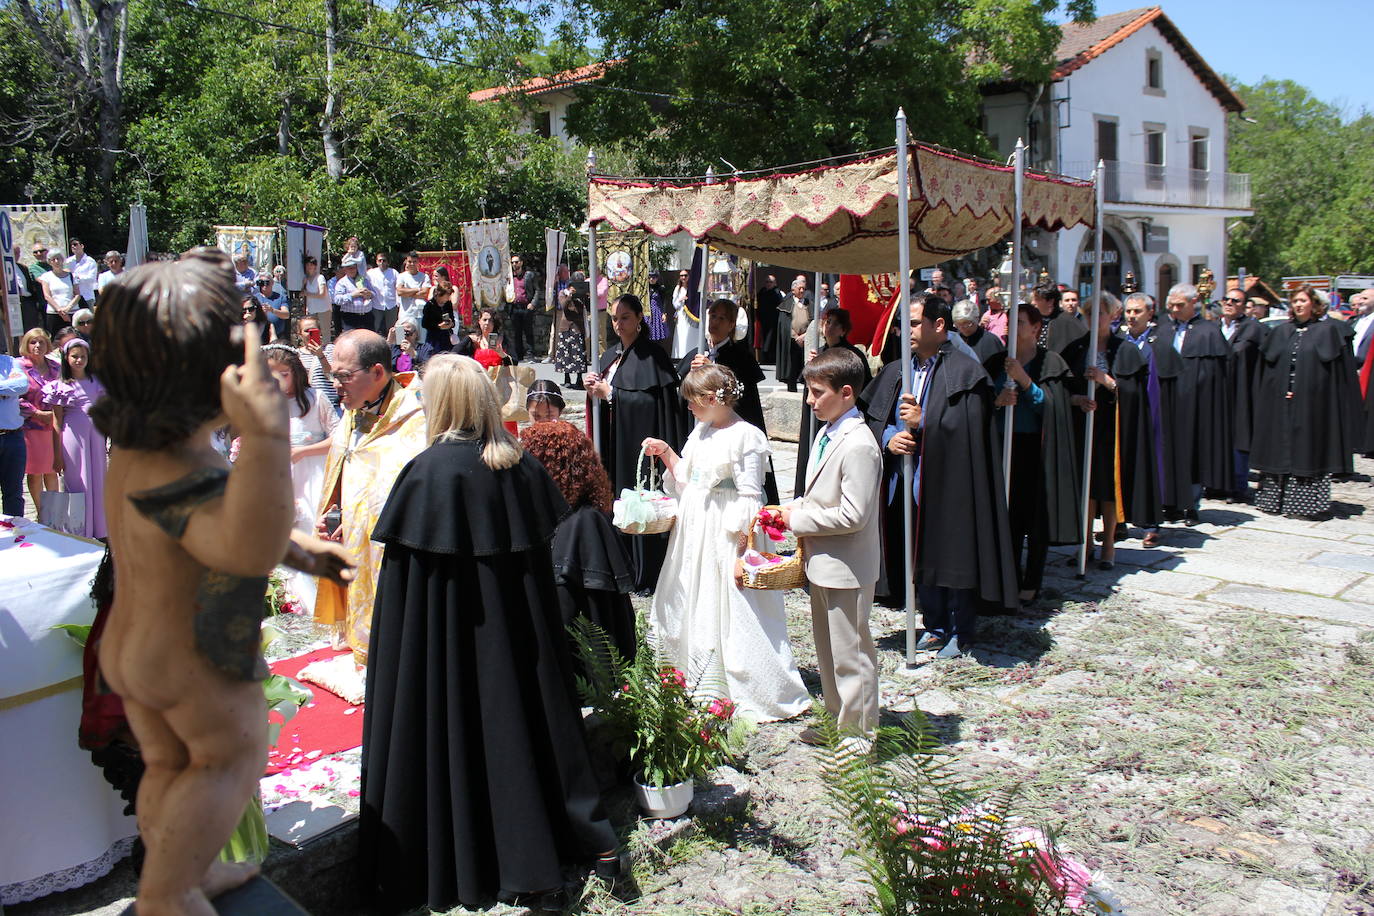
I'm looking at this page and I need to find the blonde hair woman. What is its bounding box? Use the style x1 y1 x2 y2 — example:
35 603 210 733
361 351 619 912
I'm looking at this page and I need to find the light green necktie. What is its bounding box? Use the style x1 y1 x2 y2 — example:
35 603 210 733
816 432 830 463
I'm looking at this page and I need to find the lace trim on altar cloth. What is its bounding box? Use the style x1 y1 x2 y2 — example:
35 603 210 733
0 835 136 905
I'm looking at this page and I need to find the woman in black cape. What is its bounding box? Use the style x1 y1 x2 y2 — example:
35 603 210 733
520 419 638 670
1249 286 1362 518
361 354 618 912
585 293 687 591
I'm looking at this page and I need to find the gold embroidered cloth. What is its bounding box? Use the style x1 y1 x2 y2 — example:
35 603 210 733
313 378 428 665
588 146 1094 274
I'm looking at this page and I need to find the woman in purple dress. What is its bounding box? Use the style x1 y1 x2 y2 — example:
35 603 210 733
18 329 61 512
42 338 108 538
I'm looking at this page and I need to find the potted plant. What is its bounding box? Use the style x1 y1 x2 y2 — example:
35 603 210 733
573 620 741 819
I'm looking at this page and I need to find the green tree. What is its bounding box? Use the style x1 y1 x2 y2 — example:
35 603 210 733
1228 79 1373 278
561 0 1095 174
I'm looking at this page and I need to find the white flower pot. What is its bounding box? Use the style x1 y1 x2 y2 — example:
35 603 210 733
633 777 694 819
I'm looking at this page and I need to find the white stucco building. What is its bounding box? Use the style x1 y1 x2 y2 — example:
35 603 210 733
981 6 1252 300
472 6 1250 298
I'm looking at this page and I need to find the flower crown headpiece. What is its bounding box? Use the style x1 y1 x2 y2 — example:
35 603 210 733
714 379 745 403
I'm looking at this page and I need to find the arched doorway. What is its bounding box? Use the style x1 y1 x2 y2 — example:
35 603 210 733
1076 228 1124 295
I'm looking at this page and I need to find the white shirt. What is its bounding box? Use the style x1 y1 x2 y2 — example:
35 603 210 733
1353 311 1374 362
366 267 398 312
64 254 98 300
39 270 75 314
397 270 428 312
96 269 122 294
303 273 331 315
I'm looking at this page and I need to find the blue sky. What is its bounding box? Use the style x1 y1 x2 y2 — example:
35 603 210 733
1077 2 1371 118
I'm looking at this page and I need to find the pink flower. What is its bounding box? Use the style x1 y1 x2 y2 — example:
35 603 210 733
708 698 735 720
659 667 687 690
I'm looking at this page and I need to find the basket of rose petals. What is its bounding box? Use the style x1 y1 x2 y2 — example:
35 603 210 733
739 506 806 590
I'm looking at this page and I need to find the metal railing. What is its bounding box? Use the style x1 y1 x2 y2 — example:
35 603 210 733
1061 160 1251 209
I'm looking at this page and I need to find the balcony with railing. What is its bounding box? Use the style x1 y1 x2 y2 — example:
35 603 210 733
1061 160 1251 210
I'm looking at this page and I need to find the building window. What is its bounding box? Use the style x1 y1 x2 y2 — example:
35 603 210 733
1188 130 1210 202
1145 49 1163 92
1144 124 1165 186
535 110 552 139
1191 261 1208 284
1189 131 1208 171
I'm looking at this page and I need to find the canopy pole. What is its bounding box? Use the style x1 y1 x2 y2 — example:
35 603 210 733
698 167 716 356
1077 160 1106 577
1002 139 1026 502
587 150 603 454
895 110 917 667
810 270 823 354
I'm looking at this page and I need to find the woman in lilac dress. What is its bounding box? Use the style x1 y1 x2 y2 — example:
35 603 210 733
42 338 108 538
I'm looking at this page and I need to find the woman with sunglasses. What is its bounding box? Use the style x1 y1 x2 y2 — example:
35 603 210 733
241 296 271 344
388 319 432 373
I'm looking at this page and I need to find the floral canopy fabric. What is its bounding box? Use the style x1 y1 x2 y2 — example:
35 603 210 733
588 145 1095 275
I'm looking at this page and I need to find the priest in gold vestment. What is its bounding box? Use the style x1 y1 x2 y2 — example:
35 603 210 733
314 330 428 664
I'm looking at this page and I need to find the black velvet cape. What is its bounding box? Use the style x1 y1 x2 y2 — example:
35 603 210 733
552 503 639 672
862 342 1018 610
963 325 1007 377
1024 350 1083 546
1161 316 1234 494
360 441 616 911
795 339 872 499
595 333 687 590
1250 319 1362 478
1226 316 1267 453
1043 307 1090 375
1106 339 1165 527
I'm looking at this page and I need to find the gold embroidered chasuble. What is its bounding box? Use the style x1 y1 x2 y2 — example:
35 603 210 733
313 375 427 664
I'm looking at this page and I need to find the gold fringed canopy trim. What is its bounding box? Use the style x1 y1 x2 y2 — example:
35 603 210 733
588 145 1095 274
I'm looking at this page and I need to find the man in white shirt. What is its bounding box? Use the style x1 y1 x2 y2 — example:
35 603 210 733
395 252 429 342
332 261 376 332
96 251 125 296
1351 288 1374 364
64 238 99 306
367 252 399 335
232 253 257 294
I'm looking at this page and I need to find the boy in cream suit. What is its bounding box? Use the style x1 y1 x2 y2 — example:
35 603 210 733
781 348 883 750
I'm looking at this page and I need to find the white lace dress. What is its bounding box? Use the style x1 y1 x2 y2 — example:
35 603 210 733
651 418 811 722
286 388 337 607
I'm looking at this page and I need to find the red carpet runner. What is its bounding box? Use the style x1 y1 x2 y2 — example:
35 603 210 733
265 648 364 776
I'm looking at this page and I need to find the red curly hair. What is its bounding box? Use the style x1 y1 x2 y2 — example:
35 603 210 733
520 420 613 513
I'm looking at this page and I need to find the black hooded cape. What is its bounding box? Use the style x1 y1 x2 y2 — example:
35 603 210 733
1250 319 1361 478
595 333 687 590
361 441 616 911
963 325 1007 377
552 503 638 671
862 342 1018 610
1226 316 1267 453
1022 350 1082 546
1043 307 1090 376
1157 315 1233 494
1105 338 1165 527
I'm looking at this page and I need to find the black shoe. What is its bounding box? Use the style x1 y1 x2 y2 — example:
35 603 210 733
1182 509 1200 527
1097 560 1115 571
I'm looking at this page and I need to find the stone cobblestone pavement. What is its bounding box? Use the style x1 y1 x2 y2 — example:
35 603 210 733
14 436 1374 916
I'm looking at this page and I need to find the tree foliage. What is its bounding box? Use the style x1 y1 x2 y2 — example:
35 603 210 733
0 0 587 256
563 0 1095 175
1228 79 1374 279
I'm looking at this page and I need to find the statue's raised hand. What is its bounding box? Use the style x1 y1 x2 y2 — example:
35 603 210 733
220 325 289 440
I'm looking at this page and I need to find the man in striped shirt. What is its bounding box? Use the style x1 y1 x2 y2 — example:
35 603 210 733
332 260 376 333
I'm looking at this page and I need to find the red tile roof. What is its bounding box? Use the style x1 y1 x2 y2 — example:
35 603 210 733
1053 6 1244 112
468 60 622 103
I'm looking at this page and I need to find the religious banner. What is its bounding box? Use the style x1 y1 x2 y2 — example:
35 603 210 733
2 204 67 261
838 273 898 356
125 204 149 268
544 228 567 309
463 219 510 311
599 231 653 307
283 220 326 292
214 225 277 273
417 250 474 325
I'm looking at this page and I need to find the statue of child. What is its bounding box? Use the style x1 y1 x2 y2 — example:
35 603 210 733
90 248 352 916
